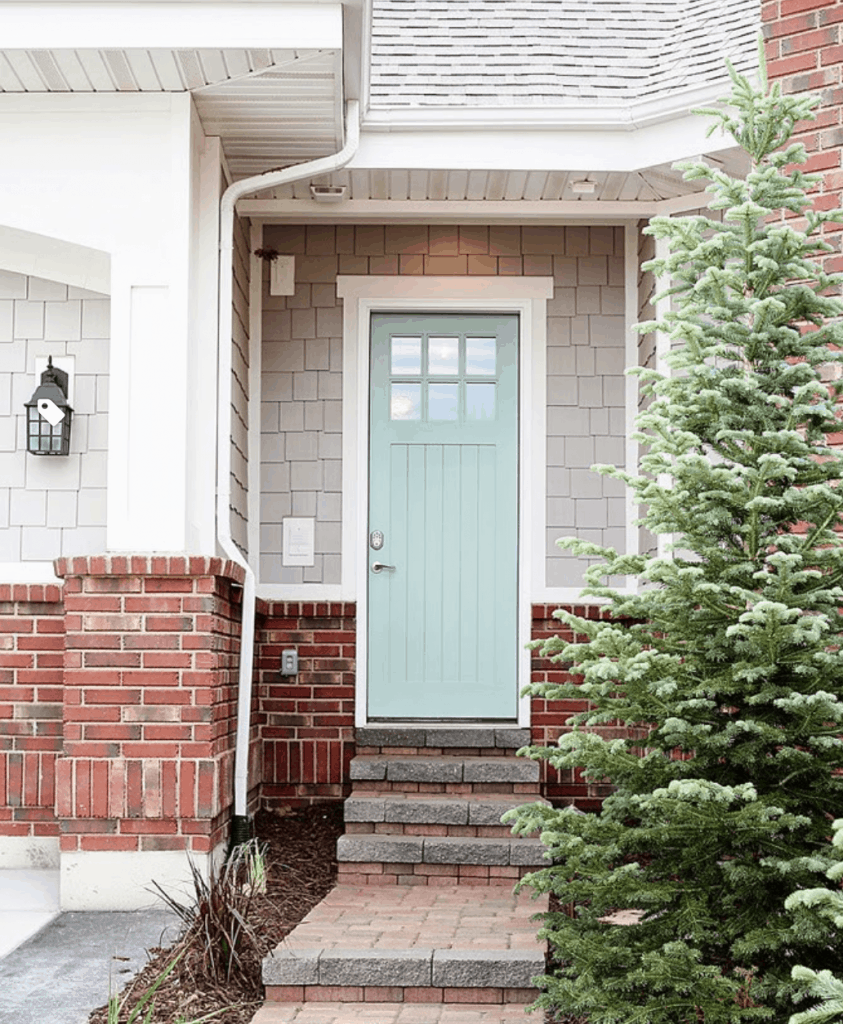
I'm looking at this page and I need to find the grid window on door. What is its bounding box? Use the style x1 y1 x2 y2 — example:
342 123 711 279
389 334 498 422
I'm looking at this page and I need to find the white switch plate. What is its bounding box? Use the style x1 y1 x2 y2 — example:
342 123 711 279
282 517 315 566
270 256 295 296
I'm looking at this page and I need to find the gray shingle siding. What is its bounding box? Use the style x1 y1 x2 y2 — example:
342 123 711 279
0 272 108 563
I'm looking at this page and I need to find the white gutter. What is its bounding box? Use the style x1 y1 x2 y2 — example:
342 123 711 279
216 99 360 839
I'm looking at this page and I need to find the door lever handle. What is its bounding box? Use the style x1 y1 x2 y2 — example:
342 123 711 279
371 561 396 573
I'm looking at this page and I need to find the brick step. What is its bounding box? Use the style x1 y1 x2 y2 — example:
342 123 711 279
253 1002 535 1021
355 726 531 753
344 792 546 838
350 755 539 787
262 885 547 1004
335 861 536 887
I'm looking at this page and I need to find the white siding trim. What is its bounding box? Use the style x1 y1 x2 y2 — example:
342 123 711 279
247 223 262 567
0 225 109 295
624 220 640 579
0 561 60 583
654 229 672 560
336 275 553 729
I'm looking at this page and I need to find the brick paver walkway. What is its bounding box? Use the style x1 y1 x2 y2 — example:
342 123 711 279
252 1002 534 1022
281 884 546 953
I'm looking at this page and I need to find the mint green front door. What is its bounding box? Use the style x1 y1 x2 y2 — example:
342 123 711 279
368 313 519 720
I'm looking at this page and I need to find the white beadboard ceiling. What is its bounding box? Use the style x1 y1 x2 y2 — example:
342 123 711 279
251 153 748 204
0 47 344 174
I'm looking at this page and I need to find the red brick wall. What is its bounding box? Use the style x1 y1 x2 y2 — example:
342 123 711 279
257 601 356 806
763 0 843 266
0 584 64 841
530 603 619 810
54 555 248 855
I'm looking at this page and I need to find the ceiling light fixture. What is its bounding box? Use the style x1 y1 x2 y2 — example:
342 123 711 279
570 179 597 195
310 185 347 203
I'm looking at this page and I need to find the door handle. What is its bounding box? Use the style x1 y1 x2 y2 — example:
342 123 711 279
371 562 396 573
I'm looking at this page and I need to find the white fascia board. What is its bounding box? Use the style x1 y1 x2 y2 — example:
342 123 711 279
352 115 735 174
0 225 109 294
0 2 342 49
239 194 713 223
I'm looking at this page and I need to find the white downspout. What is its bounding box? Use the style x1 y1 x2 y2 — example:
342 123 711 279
217 100 361 842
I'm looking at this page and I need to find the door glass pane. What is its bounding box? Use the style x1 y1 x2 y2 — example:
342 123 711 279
428 383 458 420
391 336 421 375
466 337 496 375
391 383 421 420
428 336 459 375
466 383 495 421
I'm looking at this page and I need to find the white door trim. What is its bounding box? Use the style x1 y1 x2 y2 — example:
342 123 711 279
337 275 553 728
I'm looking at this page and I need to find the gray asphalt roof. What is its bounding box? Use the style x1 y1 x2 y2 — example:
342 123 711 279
370 0 759 108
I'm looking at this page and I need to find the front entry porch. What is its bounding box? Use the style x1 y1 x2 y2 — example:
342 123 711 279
258 727 550 1016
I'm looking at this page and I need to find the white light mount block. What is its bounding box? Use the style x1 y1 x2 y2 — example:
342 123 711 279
282 517 315 566
270 256 295 296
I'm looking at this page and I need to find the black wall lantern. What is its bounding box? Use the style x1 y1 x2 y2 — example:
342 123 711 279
25 357 73 456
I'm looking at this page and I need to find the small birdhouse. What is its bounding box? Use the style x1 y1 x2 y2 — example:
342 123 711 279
25 356 73 456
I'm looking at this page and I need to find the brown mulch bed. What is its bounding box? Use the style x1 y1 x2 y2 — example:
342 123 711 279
89 803 345 1024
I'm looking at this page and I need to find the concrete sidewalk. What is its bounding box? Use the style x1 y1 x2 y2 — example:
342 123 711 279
0 869 176 1024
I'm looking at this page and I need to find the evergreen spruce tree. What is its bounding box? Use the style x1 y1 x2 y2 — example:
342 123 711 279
508 60 843 1024
786 819 843 1024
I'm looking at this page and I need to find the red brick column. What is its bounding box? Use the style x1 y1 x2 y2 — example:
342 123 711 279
54 555 247 863
258 601 356 806
0 583 64 856
763 0 843 265
531 603 616 810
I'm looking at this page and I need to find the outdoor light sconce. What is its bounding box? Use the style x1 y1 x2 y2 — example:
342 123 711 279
25 356 73 455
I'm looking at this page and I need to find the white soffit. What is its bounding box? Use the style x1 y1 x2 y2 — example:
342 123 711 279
0 46 344 174
243 151 748 212
0 3 343 50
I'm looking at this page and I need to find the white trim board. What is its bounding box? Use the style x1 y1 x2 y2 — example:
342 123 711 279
243 194 714 222
336 275 552 729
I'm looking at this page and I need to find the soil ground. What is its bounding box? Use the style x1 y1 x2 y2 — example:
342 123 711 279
88 803 345 1024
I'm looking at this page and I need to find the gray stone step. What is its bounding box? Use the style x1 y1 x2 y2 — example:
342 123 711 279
264 945 544 990
336 832 546 867
345 791 548 828
350 754 539 785
356 726 531 751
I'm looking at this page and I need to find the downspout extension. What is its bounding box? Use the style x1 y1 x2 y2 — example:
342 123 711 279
217 101 360 850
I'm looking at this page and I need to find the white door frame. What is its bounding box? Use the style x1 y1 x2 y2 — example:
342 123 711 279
336 275 553 728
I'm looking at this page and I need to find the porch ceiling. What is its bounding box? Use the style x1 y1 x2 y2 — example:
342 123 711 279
0 46 344 174
248 150 748 206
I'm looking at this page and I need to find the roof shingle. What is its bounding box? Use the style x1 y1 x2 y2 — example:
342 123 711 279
369 0 759 109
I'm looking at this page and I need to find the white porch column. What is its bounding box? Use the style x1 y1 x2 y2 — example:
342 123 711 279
106 94 197 552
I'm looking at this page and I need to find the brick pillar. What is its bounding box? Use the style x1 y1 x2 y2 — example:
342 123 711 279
763 0 843 265
54 554 247 909
531 602 620 811
258 601 356 806
0 583 64 867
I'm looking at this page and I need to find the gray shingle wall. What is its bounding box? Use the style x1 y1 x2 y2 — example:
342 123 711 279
545 226 626 588
231 214 250 557
371 0 759 108
259 223 628 590
0 271 108 563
